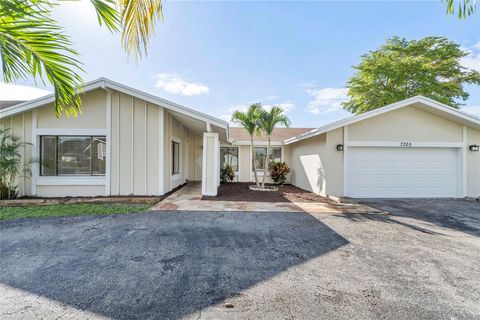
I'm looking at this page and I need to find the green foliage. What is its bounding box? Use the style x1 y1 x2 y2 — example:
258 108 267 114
220 164 235 183
0 0 84 116
0 128 32 199
0 0 162 116
259 106 291 137
231 103 263 137
0 203 151 221
231 103 264 187
343 36 480 114
444 0 477 18
270 161 291 186
259 106 290 188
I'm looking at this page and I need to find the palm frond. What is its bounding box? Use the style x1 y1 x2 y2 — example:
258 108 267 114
90 0 120 32
444 0 477 18
117 0 163 60
260 106 291 136
231 103 264 136
0 0 85 116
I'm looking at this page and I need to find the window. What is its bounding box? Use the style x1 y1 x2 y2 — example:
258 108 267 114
254 147 281 170
220 147 239 171
172 141 180 175
40 136 106 176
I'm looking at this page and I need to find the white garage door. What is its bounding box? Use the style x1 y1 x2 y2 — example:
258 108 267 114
346 147 459 198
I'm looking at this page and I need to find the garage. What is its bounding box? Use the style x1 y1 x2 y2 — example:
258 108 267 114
346 147 460 198
282 96 480 199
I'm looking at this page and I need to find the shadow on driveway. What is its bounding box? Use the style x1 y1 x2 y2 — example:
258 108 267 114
360 199 480 237
0 211 348 320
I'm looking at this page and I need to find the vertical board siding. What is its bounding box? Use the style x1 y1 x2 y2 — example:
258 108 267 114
110 93 163 195
119 93 133 195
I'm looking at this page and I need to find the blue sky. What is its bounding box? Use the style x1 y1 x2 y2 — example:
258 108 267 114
5 0 480 127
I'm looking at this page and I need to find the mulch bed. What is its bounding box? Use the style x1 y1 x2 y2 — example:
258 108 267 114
203 182 336 203
0 184 187 207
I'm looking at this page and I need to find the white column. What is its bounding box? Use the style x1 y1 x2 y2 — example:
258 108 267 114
202 132 219 196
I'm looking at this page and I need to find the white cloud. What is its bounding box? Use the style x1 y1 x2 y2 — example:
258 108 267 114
154 73 209 96
219 101 294 124
461 105 480 117
263 102 295 113
0 82 51 101
306 87 348 115
461 41 480 72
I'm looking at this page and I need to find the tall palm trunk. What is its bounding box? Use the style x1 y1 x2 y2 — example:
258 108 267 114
251 136 260 187
261 137 270 189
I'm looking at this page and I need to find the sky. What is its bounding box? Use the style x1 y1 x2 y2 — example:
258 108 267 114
2 0 480 127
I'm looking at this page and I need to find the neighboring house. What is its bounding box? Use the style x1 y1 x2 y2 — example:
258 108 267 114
1 78 479 199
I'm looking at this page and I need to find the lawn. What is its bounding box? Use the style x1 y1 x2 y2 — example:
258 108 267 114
0 203 151 221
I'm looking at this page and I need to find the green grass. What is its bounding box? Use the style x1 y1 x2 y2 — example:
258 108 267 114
0 203 152 221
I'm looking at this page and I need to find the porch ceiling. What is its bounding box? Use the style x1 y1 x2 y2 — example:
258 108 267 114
170 111 229 142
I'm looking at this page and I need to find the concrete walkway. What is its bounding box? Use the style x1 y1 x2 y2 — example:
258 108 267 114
150 182 378 214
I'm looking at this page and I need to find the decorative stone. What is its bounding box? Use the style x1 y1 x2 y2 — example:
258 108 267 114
248 185 278 192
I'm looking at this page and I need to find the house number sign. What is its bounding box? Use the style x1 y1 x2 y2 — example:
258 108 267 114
400 142 412 147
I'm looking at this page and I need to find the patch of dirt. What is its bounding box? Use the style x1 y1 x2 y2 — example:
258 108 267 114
202 183 336 203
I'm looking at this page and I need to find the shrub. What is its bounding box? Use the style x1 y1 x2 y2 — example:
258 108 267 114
270 161 290 185
220 164 235 183
0 129 32 199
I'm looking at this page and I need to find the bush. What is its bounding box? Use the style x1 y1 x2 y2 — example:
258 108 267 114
270 161 290 185
0 129 32 199
220 164 235 183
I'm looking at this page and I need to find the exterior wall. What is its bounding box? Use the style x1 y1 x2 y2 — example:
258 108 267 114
36 90 106 129
288 105 479 198
466 128 480 197
324 128 344 196
289 134 328 196
36 186 105 197
1 90 108 197
348 106 463 142
110 91 161 196
0 111 33 196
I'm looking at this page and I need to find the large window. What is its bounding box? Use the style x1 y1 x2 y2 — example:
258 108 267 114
40 136 106 176
220 147 239 171
254 147 281 170
172 141 180 175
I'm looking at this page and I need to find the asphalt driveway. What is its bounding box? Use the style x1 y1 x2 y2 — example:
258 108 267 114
1 199 479 320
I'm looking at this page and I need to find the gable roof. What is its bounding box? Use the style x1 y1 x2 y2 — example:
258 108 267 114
229 127 314 142
0 78 228 130
284 95 480 144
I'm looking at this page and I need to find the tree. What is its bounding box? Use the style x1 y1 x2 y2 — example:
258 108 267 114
0 0 163 116
231 103 263 188
259 106 290 189
444 0 477 18
343 36 480 114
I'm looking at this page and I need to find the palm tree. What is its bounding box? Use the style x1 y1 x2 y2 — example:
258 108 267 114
231 103 263 188
0 0 163 116
259 106 290 189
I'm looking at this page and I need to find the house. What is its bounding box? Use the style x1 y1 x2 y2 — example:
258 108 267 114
1 77 479 199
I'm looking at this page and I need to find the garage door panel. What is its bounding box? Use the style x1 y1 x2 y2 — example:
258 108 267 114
346 147 459 198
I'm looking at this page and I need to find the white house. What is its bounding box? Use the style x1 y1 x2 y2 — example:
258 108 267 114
1 78 479 198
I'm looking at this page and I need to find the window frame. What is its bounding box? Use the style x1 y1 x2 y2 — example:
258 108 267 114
253 146 282 171
39 135 106 177
171 140 180 175
220 147 239 172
